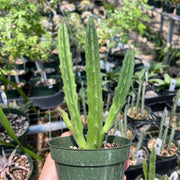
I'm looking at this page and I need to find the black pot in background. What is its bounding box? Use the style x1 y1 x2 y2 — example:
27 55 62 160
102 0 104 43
163 1 175 13
154 0 162 8
1 108 30 148
28 75 62 97
147 0 154 6
176 4 180 16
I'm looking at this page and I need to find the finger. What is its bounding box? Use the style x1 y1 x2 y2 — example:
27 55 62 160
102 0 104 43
123 175 126 180
60 131 72 137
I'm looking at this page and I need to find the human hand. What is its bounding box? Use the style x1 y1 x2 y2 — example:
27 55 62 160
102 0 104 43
38 131 72 180
39 131 130 180
124 153 131 180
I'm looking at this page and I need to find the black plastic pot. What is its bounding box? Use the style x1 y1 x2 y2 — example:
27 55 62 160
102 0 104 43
125 144 149 180
147 0 154 6
2 149 33 180
147 138 178 174
127 105 150 122
154 0 162 8
0 80 26 99
48 135 131 180
28 75 62 96
163 1 175 13
176 4 180 16
31 64 59 77
135 173 162 180
0 108 30 148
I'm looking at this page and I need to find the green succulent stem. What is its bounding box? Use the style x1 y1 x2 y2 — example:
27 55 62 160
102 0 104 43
136 82 142 112
167 124 176 152
130 93 135 116
123 105 128 136
58 22 86 149
99 50 134 147
86 17 104 149
148 147 156 180
141 82 146 116
160 120 169 153
170 89 180 124
58 17 134 149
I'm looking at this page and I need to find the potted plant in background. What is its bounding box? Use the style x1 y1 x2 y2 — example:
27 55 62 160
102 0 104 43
0 0 53 86
0 107 43 179
48 17 135 180
135 147 163 180
127 69 150 122
0 147 33 180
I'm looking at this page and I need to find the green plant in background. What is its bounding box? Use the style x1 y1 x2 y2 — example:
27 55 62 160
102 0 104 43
143 147 156 180
113 105 128 138
157 107 176 154
170 89 180 124
128 68 149 119
67 13 86 52
78 82 87 126
149 61 168 74
0 0 53 65
0 146 30 179
98 0 149 49
149 73 180 91
58 17 134 149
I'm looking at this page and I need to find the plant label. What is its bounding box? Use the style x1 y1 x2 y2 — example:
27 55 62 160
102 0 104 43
127 96 131 109
169 79 176 91
104 111 109 121
106 62 110 72
48 85 53 89
178 98 180 106
169 171 178 180
145 71 148 83
78 72 81 77
35 61 41 71
100 60 105 69
0 91 7 105
15 74 20 84
42 71 47 81
136 150 143 165
114 130 121 137
155 138 162 155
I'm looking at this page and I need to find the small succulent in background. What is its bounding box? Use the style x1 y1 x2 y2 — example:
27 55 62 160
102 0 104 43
0 147 28 180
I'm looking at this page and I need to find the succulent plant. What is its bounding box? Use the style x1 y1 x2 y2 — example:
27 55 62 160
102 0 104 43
0 147 28 180
58 16 134 149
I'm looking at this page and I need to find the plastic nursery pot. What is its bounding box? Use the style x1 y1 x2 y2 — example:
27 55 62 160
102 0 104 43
28 75 61 96
147 138 178 175
108 126 136 142
48 135 131 180
2 149 33 180
14 57 28 69
0 108 30 148
154 0 162 8
125 144 149 180
127 105 150 122
147 0 154 6
5 69 29 82
147 138 179 160
135 173 162 180
0 80 26 99
162 1 175 13
31 64 59 77
176 4 180 16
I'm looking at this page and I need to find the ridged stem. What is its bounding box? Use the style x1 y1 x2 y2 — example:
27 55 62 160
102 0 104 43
99 49 135 147
85 17 104 149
